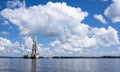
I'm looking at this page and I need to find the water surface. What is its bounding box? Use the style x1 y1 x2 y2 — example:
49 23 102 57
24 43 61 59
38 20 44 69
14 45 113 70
0 58 120 72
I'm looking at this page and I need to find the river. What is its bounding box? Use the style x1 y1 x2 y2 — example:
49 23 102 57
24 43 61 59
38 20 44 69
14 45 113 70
0 58 120 72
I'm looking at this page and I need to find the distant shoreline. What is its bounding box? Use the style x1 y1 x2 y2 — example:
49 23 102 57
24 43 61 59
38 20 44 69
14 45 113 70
1 56 120 59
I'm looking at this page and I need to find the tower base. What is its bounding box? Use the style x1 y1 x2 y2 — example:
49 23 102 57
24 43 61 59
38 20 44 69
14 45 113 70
31 55 39 59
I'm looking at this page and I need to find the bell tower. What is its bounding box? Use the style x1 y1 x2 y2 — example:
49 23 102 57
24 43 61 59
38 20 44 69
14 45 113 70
31 34 39 58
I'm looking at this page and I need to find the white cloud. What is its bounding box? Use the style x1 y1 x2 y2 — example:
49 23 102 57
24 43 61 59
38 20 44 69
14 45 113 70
92 26 120 47
0 36 53 57
104 0 120 22
49 26 120 56
0 36 38 56
94 14 107 24
0 31 9 36
6 0 25 9
0 2 88 36
0 2 120 56
0 37 27 56
0 35 54 56
23 36 33 49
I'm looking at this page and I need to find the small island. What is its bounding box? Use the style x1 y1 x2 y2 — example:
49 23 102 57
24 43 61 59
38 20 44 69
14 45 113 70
23 55 120 59
23 54 29 59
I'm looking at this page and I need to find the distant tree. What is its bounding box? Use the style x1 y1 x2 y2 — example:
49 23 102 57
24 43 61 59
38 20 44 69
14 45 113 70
23 54 29 59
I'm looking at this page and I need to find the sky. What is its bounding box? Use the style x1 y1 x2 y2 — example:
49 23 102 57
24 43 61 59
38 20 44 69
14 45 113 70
0 0 120 57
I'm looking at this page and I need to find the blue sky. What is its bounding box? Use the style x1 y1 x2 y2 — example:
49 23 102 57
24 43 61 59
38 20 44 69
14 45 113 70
0 0 120 57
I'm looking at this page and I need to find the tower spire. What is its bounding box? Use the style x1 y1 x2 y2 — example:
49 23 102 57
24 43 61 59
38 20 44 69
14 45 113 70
31 34 39 58
34 33 37 42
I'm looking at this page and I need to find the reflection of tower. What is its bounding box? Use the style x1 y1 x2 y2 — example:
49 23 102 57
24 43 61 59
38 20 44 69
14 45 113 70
31 59 37 72
31 34 39 58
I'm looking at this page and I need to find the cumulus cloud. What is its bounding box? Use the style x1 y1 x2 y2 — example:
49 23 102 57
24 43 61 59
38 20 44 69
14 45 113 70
0 36 54 57
0 37 23 56
49 26 120 55
0 2 88 36
0 2 120 56
0 35 36 56
104 0 120 22
94 14 107 24
92 26 120 47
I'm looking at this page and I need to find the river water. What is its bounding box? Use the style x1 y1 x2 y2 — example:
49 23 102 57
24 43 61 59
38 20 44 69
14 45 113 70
0 58 120 72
